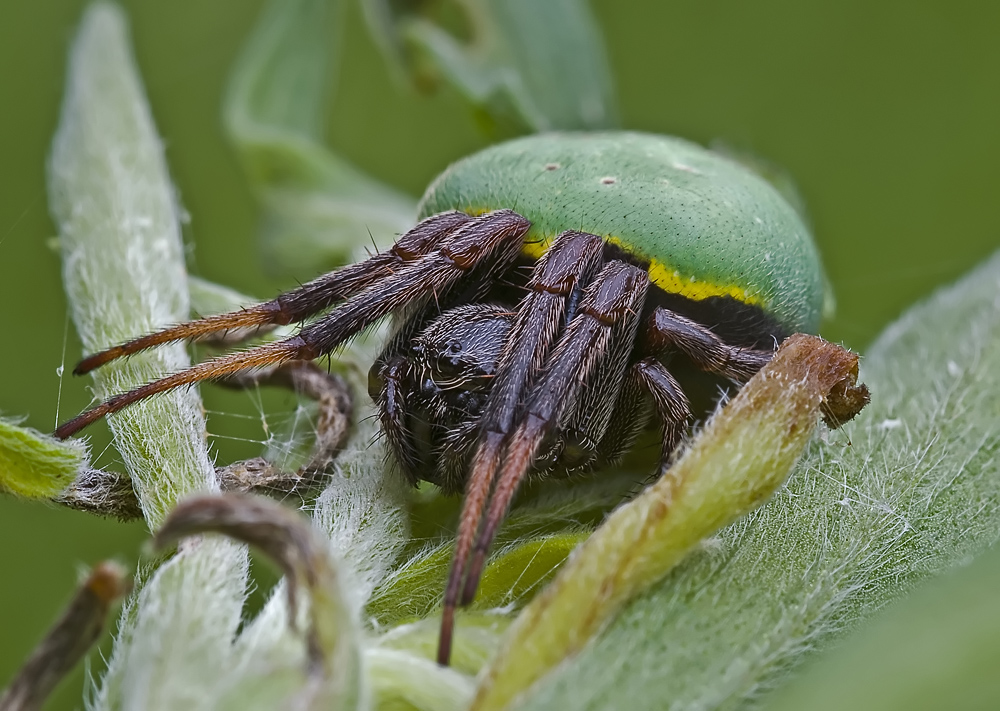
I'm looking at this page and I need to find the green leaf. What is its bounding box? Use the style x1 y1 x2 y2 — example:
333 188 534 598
47 7 249 710
376 612 511 677
224 0 416 274
516 251 1000 711
48 0 219 528
186 275 258 316
761 543 1000 711
361 0 619 131
0 418 88 499
365 471 640 631
367 646 474 711
368 531 588 628
225 0 620 276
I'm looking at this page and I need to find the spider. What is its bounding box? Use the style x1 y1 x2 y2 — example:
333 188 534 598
55 131 826 665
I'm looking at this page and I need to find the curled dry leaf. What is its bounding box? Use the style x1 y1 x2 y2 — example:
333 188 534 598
0 561 129 711
472 334 869 711
153 493 361 709
55 468 144 521
216 359 354 473
55 361 354 521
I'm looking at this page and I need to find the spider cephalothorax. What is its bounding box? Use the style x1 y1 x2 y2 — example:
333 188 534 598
55 132 825 665
371 302 516 492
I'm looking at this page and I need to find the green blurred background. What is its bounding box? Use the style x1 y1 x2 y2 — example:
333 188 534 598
0 0 996 707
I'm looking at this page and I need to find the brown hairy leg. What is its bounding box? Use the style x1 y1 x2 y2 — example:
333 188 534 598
72 211 473 375
55 210 529 439
437 229 604 665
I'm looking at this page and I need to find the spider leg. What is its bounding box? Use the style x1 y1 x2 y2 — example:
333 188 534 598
599 308 771 469
297 210 528 354
73 211 473 375
441 261 649 664
55 210 530 440
632 357 692 468
556 287 648 472
55 338 309 439
647 307 775 382
461 262 649 598
371 355 422 485
437 230 604 665
589 364 655 468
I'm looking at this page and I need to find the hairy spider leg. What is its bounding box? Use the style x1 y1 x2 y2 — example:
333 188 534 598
55 338 307 439
647 307 774 382
54 210 530 439
632 358 693 467
441 261 648 665
597 308 776 475
555 275 648 474
437 230 604 665
461 262 649 601
587 361 657 469
72 211 474 375
373 355 423 483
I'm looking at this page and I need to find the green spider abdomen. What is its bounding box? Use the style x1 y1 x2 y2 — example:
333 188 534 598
418 132 826 343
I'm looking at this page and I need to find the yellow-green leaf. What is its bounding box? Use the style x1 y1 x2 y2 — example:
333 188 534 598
0 419 88 499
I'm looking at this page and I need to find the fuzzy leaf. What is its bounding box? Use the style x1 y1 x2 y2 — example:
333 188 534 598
376 613 511 678
48 0 218 527
517 252 1000 711
762 543 1000 711
47 7 250 710
186 276 257 317
90 538 248 711
368 531 587 629
367 647 474 711
0 419 88 499
224 0 415 274
361 0 619 131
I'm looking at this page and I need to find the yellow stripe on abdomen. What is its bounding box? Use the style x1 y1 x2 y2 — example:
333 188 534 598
520 234 761 306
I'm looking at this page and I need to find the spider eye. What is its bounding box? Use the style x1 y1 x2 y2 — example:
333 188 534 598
412 305 512 392
438 339 471 370
433 351 468 380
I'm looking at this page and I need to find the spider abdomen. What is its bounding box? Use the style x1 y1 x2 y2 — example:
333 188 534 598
418 131 826 344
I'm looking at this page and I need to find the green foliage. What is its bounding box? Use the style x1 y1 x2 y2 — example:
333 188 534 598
762 543 1000 711
0 419 87 499
362 0 618 131
154 495 364 711
48 0 220 528
47 7 250 710
225 0 618 275
225 0 415 274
